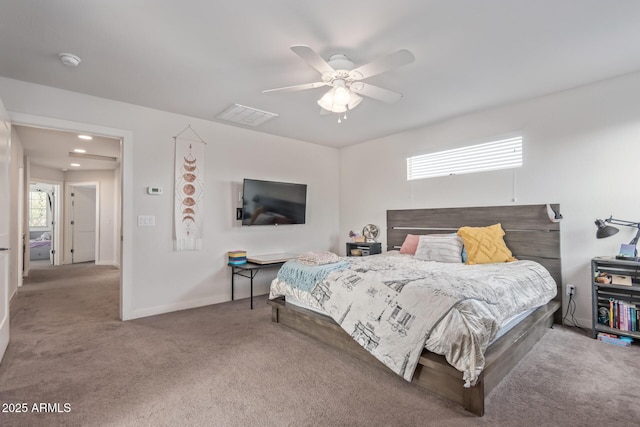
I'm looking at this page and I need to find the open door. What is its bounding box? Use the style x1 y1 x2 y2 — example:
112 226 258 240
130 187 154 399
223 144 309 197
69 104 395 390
47 189 55 265
0 98 11 361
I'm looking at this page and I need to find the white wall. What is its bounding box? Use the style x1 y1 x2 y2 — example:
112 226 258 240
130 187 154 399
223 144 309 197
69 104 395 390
8 127 23 299
64 169 117 265
31 164 64 182
341 71 640 328
0 76 340 319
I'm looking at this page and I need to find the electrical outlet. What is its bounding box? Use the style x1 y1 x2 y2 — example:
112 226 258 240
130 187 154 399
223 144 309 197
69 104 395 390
566 284 575 296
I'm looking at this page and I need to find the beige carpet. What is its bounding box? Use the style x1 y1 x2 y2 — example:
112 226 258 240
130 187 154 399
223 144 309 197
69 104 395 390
0 262 639 426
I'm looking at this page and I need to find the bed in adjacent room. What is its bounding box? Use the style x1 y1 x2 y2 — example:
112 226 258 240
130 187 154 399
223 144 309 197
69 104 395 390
267 204 562 416
29 230 51 261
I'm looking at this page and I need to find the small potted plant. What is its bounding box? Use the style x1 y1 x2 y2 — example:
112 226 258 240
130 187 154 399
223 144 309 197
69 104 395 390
349 230 365 243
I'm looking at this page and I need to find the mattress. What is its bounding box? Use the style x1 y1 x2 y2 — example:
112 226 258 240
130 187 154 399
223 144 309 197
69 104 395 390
284 295 538 346
270 251 557 386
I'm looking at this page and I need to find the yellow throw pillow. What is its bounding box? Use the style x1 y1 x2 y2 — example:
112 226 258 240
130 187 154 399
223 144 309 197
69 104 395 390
456 223 517 265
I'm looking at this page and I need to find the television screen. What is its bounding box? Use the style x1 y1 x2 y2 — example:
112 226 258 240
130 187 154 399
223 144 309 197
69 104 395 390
242 179 307 225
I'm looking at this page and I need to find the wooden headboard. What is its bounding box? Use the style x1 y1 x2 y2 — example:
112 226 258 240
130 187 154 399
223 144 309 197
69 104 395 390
387 204 562 321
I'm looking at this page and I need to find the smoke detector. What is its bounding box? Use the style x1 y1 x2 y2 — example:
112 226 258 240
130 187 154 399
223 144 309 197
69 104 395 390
59 53 81 67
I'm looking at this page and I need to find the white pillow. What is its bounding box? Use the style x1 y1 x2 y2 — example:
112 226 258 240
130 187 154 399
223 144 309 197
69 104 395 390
414 234 464 263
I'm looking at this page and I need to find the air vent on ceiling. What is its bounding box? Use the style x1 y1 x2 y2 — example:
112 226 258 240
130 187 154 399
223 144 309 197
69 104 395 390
216 104 278 127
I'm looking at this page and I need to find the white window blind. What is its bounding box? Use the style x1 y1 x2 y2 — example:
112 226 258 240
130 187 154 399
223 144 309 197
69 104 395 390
407 136 522 181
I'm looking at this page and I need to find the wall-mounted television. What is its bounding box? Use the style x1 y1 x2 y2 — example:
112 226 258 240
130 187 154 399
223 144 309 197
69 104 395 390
242 179 307 225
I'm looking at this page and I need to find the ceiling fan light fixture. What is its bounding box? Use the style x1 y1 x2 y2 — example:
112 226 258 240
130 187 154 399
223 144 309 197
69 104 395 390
318 80 361 113
317 87 337 111
317 92 349 113
265 45 415 116
333 83 350 105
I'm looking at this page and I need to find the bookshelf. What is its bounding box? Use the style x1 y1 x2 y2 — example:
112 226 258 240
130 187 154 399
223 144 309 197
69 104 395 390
591 257 640 340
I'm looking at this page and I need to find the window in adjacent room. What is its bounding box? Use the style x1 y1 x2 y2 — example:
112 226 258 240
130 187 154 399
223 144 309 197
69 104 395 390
29 190 49 228
407 136 523 181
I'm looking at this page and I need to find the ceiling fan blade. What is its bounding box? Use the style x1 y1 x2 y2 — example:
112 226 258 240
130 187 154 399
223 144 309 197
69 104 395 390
350 49 415 80
319 108 332 115
350 82 403 103
290 45 335 74
262 82 327 93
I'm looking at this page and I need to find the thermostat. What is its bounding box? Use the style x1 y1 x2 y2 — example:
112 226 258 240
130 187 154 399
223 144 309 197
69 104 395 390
147 187 163 195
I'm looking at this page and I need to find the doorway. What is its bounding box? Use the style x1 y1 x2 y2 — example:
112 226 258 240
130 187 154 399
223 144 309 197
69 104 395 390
27 182 62 268
10 112 132 320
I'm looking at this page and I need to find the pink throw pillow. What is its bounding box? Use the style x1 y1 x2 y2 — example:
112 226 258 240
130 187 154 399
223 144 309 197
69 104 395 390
399 234 420 255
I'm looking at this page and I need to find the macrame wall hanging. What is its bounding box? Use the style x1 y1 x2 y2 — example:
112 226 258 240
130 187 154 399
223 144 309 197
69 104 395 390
173 125 206 251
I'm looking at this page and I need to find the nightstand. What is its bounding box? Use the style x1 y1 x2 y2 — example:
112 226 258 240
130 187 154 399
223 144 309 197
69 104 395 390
346 242 381 257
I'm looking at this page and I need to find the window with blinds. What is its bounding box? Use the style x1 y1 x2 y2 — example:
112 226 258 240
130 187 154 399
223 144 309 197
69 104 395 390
29 191 49 227
406 136 522 181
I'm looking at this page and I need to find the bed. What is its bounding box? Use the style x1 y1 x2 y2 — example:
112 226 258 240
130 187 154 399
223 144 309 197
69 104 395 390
29 230 52 260
267 204 562 416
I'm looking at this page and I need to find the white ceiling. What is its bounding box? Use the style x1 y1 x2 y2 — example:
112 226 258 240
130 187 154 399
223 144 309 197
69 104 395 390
2 1 640 149
15 125 120 172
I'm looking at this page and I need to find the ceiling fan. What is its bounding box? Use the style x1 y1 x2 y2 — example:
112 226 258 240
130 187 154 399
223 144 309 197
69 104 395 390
263 45 415 121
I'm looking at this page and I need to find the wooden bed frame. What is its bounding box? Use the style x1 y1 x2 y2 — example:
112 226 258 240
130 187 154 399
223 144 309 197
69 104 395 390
268 204 562 416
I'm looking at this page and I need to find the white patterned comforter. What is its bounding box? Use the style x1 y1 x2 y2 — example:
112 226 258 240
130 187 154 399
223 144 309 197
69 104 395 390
269 252 557 386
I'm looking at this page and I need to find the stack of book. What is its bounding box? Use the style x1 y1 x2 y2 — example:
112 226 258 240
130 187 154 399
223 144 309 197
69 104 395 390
228 250 247 265
597 332 633 347
608 298 639 332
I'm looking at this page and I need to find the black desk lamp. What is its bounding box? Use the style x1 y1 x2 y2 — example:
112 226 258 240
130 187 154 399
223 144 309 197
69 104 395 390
594 216 640 261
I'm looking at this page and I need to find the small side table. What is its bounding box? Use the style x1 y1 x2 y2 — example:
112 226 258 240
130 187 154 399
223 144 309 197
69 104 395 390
229 261 286 309
346 242 382 257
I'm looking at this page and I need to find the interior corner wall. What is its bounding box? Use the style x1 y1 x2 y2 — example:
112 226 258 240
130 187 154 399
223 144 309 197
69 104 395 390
0 76 340 319
340 71 640 329
30 164 65 182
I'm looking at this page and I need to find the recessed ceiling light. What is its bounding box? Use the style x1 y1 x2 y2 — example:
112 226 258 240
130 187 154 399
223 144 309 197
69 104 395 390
70 163 81 167
73 148 86 153
78 134 92 140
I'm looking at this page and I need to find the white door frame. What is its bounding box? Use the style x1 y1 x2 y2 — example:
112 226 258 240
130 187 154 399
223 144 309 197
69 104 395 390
17 167 24 286
9 112 133 321
50 182 62 266
65 181 99 264
0 98 10 361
